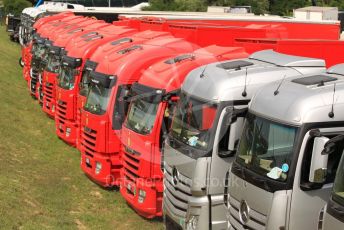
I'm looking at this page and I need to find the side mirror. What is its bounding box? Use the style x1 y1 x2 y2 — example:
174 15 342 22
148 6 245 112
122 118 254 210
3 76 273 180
309 136 329 183
218 114 245 158
112 113 123 130
228 117 244 152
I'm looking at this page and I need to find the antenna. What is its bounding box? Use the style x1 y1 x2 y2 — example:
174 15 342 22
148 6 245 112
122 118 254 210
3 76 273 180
242 68 248 97
329 83 336 118
200 65 208 78
274 75 287 96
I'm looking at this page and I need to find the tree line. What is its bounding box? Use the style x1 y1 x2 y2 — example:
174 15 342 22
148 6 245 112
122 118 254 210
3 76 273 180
143 0 344 15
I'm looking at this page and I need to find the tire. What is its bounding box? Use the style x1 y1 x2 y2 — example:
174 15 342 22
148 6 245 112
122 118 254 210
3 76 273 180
19 57 24 67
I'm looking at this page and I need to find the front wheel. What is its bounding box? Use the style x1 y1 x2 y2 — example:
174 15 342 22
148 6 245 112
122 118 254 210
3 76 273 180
19 57 24 67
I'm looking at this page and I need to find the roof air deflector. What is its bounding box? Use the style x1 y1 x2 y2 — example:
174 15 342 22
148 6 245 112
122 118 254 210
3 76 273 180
216 60 253 70
327 64 344 76
249 50 325 67
291 75 337 86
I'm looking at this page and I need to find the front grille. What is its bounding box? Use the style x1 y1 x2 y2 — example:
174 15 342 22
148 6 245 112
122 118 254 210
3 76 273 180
228 195 267 230
123 145 140 182
38 85 43 101
44 82 54 104
30 68 39 94
164 163 192 218
80 126 97 157
56 100 67 124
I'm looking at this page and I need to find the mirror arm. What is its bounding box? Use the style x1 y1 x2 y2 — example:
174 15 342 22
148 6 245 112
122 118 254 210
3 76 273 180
300 182 324 191
163 89 180 102
232 107 248 118
218 150 236 158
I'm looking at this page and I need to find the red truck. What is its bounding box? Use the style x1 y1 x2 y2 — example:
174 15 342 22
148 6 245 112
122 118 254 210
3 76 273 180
54 23 142 146
75 30 170 150
79 36 199 187
119 45 248 218
42 23 138 118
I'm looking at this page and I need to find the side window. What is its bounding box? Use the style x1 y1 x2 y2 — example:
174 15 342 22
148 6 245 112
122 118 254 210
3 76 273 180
301 134 344 189
112 85 130 130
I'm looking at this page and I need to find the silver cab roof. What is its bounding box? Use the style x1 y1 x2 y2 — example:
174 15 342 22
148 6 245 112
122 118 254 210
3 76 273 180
250 50 325 67
249 64 344 126
181 50 326 103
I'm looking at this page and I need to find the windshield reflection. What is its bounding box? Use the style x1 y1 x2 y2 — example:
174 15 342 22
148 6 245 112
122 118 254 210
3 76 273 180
57 65 76 90
236 114 298 182
84 83 111 115
170 93 217 151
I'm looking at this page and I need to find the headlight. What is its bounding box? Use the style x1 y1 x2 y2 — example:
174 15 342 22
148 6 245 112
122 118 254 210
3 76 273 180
95 162 102 175
66 128 71 137
186 216 198 230
52 105 55 112
138 189 146 203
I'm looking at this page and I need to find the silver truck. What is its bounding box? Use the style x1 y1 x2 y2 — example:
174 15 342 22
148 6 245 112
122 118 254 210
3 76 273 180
228 64 344 230
163 49 326 230
323 128 344 230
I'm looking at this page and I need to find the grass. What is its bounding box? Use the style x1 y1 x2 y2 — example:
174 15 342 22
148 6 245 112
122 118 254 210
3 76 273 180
0 26 163 230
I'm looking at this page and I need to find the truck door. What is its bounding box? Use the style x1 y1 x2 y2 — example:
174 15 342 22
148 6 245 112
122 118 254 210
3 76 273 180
208 105 246 229
289 127 344 230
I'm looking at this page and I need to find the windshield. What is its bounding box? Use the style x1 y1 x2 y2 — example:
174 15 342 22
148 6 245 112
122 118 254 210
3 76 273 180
84 83 111 115
125 95 160 135
236 114 297 182
79 69 93 97
46 53 60 73
57 65 77 90
333 155 344 205
170 93 218 151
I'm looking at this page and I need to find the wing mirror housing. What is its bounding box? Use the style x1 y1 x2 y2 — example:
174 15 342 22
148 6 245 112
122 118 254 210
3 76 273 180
309 136 329 183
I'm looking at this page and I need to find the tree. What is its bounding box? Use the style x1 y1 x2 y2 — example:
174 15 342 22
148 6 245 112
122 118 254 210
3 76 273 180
3 0 32 16
269 0 311 16
143 0 207 11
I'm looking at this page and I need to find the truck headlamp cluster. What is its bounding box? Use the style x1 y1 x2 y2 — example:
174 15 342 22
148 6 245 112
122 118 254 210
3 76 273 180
95 162 102 175
66 128 71 137
138 189 146 203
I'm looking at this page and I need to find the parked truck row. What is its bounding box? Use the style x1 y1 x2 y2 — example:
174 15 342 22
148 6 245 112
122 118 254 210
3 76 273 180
16 6 344 230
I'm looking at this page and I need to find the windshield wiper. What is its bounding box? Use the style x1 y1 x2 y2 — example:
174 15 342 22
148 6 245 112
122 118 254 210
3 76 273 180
252 175 271 191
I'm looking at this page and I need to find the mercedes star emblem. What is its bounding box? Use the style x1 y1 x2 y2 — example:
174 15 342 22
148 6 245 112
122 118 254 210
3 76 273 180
239 200 250 225
172 167 179 185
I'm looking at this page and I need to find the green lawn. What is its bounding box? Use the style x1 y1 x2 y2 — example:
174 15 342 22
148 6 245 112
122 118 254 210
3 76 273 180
0 27 163 230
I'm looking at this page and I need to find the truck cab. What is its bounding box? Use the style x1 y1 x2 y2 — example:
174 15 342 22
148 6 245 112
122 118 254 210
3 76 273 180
119 45 248 219
323 138 344 230
163 50 326 230
75 30 170 147
79 36 198 187
228 64 344 230
43 23 139 118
